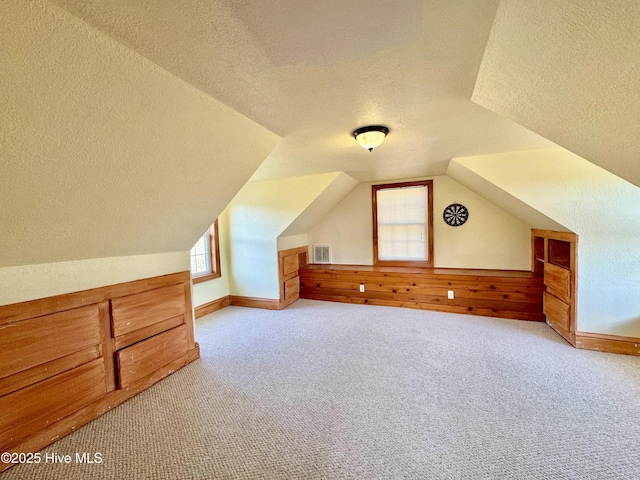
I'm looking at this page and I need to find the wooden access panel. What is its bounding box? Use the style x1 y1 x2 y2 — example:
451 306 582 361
278 246 308 309
0 359 106 452
282 254 299 277
116 325 189 389
284 277 300 300
0 304 101 381
111 283 185 338
0 271 199 474
544 262 571 301
543 292 571 332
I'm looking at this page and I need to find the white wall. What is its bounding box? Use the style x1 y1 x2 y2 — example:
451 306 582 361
308 175 532 270
451 148 640 336
0 0 279 268
473 0 640 187
226 173 356 299
277 235 309 251
0 252 189 306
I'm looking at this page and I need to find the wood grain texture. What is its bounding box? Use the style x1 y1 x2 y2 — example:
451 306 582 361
531 229 577 346
0 304 101 380
114 315 184 351
284 277 300 300
0 359 106 452
194 296 230 318
282 255 299 277
544 262 571 300
116 325 189 389
300 265 544 321
0 345 199 473
0 271 191 327
0 346 101 398
99 301 116 393
229 296 282 310
182 278 196 351
111 283 185 337
0 271 198 474
543 292 570 332
575 332 640 356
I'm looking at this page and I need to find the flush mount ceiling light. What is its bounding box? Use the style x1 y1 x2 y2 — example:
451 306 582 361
353 125 389 152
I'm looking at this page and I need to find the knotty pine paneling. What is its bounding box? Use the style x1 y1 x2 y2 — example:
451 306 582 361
300 265 544 321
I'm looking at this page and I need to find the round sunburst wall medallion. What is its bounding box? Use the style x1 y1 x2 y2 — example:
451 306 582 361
443 203 469 227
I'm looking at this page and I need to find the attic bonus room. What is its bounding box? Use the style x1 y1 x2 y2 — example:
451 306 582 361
1 1 639 479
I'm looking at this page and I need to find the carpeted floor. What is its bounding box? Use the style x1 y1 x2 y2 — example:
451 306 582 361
5 299 640 479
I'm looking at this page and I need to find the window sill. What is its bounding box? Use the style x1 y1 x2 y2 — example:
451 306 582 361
192 272 222 284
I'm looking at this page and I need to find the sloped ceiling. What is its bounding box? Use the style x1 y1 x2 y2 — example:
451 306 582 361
473 0 640 187
47 0 553 183
0 0 280 267
447 162 568 232
281 173 359 237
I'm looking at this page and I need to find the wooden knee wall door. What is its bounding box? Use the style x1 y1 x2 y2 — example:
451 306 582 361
0 271 199 473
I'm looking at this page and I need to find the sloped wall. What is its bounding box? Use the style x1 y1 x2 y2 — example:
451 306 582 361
0 0 279 267
473 0 640 187
450 148 640 336
307 175 532 270
0 0 278 304
225 173 357 299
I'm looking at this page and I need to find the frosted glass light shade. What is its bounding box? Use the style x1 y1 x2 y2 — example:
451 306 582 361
353 125 389 151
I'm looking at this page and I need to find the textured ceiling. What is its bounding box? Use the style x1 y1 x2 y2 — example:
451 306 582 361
0 0 279 267
48 0 554 182
473 0 640 187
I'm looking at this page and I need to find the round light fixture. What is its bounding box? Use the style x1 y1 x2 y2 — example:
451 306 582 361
353 125 389 152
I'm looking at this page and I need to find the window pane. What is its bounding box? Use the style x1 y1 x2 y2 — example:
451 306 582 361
377 185 429 262
190 234 212 275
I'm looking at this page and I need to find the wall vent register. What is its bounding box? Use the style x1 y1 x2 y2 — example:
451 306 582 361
313 245 332 264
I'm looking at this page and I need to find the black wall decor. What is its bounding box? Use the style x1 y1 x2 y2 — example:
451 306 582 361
443 203 469 227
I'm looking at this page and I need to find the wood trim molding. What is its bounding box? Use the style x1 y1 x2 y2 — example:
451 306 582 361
229 296 281 310
0 271 191 327
0 271 199 473
1 345 199 473
192 271 222 284
575 332 640 356
194 296 230 318
531 229 577 243
372 179 434 268
278 245 308 259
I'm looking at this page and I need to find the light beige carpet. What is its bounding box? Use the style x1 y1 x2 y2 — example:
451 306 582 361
5 299 640 479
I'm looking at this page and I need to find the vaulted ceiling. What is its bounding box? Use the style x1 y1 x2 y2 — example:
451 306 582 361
48 0 560 183
2 0 638 270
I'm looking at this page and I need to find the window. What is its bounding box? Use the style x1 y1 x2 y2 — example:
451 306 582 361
190 220 221 283
372 180 433 267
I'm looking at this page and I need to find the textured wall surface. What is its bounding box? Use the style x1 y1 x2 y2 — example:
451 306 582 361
0 0 279 268
308 176 533 270
226 173 357 299
0 251 189 306
473 0 640 187
453 148 640 336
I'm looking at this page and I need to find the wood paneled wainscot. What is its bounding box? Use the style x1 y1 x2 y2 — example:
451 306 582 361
300 265 545 321
532 229 578 344
278 246 308 309
0 271 199 473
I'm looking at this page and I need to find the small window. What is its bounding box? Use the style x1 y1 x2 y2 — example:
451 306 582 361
372 180 433 267
190 220 221 283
